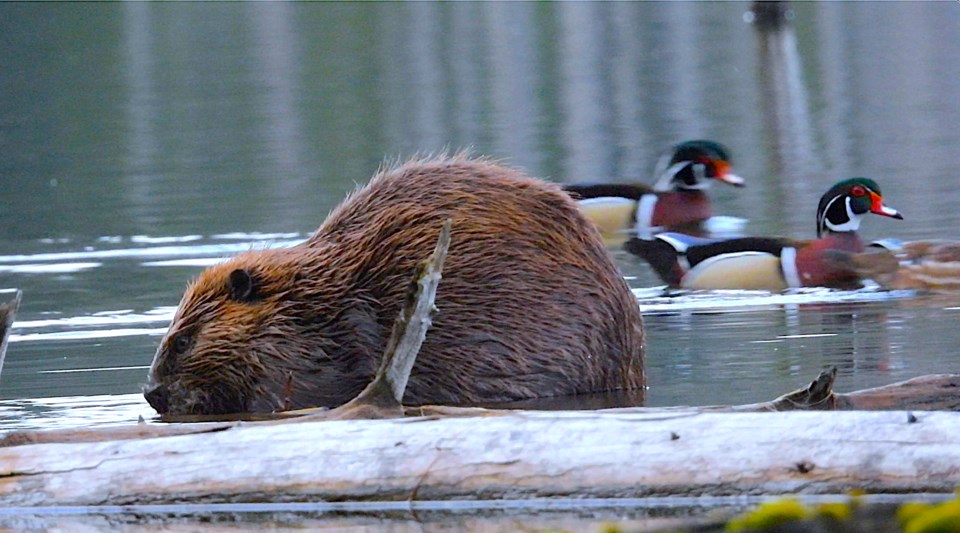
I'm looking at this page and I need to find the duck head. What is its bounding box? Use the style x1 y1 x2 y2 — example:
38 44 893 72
816 177 903 237
653 139 746 192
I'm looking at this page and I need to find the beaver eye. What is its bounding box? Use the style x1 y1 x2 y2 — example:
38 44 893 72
171 332 192 355
850 185 867 197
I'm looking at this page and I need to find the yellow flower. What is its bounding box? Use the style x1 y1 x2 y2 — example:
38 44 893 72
725 498 812 532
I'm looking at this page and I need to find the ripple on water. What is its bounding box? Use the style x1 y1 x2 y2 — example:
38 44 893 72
635 286 919 315
8 307 174 344
0 234 305 265
0 393 155 431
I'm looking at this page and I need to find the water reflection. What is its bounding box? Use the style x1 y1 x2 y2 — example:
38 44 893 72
0 495 947 531
807 303 893 375
0 499 748 532
754 1 819 235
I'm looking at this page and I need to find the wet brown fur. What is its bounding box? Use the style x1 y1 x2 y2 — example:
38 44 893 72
145 155 645 415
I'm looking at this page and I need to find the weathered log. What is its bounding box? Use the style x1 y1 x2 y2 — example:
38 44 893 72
0 289 21 382
1 409 958 506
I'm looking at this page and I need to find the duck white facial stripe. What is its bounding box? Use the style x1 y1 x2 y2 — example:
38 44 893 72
824 196 862 233
652 150 672 186
780 247 802 288
818 195 837 235
635 195 658 231
654 161 695 192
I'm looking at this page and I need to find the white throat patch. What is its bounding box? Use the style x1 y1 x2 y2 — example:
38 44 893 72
653 161 708 192
822 196 862 234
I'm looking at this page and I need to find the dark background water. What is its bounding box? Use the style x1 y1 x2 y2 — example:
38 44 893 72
1 2 959 428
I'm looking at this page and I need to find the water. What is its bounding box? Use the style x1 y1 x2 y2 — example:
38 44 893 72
1 3 959 436
1 495 954 531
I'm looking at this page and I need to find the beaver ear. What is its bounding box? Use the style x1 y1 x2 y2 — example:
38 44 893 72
228 268 258 302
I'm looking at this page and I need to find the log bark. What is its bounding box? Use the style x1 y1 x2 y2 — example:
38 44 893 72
1 410 958 506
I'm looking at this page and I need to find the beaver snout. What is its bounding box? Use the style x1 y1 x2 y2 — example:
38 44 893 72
144 383 170 414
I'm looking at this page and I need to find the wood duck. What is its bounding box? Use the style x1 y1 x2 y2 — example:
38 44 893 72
564 140 746 243
625 178 904 291
827 239 960 292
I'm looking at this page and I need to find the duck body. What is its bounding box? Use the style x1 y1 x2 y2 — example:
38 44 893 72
565 140 744 243
626 178 903 291
836 240 960 291
628 232 866 291
793 232 867 288
572 186 713 244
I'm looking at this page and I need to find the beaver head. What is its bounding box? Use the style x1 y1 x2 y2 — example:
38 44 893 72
144 246 384 416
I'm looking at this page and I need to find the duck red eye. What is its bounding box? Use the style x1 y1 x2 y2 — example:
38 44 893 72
694 156 716 173
850 185 867 197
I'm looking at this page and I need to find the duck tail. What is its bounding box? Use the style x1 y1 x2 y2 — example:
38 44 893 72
564 183 648 201
625 237 685 287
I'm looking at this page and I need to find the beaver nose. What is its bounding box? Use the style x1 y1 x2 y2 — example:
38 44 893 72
144 384 170 414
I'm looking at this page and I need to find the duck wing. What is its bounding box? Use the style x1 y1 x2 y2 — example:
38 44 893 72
564 182 656 201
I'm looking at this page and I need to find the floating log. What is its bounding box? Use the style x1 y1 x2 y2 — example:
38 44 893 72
1 409 958 506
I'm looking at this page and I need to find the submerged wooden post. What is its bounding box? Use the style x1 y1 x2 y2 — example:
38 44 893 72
749 1 793 31
0 290 21 384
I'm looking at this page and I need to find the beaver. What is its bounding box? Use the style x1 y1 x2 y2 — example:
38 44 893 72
144 154 645 415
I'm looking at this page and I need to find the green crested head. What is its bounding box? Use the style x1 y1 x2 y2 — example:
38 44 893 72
816 177 902 237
